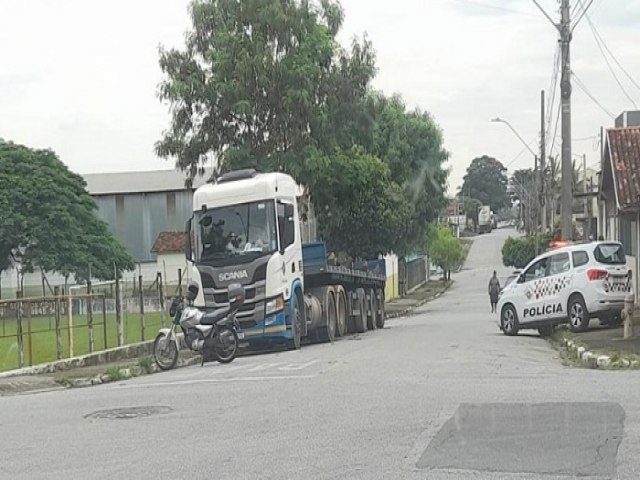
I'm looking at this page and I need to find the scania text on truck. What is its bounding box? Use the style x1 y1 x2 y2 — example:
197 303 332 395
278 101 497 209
184 169 386 349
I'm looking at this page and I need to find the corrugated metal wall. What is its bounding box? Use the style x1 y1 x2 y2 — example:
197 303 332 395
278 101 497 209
94 190 193 262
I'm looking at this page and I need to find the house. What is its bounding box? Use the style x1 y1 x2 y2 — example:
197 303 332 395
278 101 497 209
150 231 193 286
599 112 640 300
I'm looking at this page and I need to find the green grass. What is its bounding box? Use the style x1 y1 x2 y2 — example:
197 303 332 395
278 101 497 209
0 310 168 372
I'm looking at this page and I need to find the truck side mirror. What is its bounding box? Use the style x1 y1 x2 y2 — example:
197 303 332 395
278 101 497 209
185 218 193 261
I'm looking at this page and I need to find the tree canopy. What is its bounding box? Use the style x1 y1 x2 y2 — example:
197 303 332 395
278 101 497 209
156 0 449 257
0 140 134 282
460 155 510 212
426 224 464 280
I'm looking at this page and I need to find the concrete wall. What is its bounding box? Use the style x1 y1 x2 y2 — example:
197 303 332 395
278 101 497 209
156 253 193 285
384 254 399 301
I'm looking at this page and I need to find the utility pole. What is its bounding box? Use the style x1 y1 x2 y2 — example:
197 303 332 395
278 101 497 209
559 0 573 240
583 153 588 240
540 90 547 232
532 0 596 239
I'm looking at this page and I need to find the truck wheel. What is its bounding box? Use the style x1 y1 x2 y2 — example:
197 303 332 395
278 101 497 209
375 288 385 329
289 292 303 350
354 288 367 333
335 287 347 337
367 289 377 330
318 292 337 343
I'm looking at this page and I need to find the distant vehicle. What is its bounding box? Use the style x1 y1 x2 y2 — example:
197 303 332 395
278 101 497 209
497 241 630 337
477 205 492 234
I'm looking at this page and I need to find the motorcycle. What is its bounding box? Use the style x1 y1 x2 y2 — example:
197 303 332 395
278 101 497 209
153 281 245 371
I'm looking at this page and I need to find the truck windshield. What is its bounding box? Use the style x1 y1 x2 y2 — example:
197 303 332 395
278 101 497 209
196 201 277 263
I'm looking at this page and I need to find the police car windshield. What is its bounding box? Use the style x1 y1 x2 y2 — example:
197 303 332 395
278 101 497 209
594 243 626 265
197 201 277 263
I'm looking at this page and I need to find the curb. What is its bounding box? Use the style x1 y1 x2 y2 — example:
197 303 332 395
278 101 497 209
386 288 449 320
66 354 201 388
0 340 155 379
560 336 640 369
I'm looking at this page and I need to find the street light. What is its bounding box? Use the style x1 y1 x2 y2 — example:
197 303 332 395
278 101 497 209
491 117 541 235
490 117 538 157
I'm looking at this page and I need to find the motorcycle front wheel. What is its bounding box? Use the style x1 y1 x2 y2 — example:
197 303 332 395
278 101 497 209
153 332 179 371
214 328 239 364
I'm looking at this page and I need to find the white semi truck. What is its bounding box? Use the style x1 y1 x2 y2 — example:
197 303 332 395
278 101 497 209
184 169 386 349
477 205 492 234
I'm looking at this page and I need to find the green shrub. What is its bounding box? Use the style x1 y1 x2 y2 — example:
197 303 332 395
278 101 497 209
502 234 551 269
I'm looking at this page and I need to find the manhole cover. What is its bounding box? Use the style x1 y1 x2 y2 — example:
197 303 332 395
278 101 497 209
84 406 173 420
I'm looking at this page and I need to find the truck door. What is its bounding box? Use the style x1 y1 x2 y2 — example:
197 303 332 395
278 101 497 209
277 200 299 288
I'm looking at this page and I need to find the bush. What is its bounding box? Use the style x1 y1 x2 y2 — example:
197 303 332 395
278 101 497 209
502 235 551 269
426 224 464 280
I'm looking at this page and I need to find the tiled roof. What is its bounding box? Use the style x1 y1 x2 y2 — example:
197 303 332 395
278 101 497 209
607 127 640 209
150 231 188 254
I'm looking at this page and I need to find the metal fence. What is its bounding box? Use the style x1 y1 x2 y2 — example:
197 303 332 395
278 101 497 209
0 271 185 372
398 257 428 297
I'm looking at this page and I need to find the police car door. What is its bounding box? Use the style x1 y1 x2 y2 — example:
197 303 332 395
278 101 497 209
546 252 572 319
518 256 550 323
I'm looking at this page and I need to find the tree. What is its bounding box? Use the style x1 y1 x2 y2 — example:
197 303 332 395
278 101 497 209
300 146 414 258
0 140 134 285
461 155 510 212
426 224 464 280
156 0 376 179
462 197 482 231
371 94 449 252
156 0 450 258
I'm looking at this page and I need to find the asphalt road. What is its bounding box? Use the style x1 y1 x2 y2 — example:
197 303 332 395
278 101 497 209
3 228 640 480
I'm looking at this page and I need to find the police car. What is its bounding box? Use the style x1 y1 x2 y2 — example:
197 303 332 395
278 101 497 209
498 241 631 337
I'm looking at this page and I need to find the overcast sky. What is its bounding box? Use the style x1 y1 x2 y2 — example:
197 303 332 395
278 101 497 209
1 0 639 192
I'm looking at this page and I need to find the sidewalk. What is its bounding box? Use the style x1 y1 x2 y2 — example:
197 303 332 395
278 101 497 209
554 312 640 369
386 280 452 318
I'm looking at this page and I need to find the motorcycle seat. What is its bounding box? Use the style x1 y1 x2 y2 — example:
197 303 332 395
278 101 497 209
200 307 230 325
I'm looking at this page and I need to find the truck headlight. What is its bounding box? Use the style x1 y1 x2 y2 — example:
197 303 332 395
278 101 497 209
265 294 284 315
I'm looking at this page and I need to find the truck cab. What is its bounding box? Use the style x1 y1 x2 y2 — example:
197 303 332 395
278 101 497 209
186 169 304 343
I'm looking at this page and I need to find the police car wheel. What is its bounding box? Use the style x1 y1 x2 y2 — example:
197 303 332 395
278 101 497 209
500 305 519 336
568 295 589 333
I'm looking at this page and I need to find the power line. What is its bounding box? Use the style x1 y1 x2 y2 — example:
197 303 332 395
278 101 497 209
577 0 638 108
572 0 595 32
571 71 616 118
579 4 640 94
548 99 562 158
545 45 561 142
448 0 538 16
506 137 538 168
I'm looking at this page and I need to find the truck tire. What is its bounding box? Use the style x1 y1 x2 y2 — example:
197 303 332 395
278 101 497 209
318 291 337 343
354 288 367 333
335 286 347 337
367 288 377 330
375 288 385 329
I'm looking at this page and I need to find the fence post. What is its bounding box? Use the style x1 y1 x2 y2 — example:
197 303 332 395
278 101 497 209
54 286 63 360
139 275 145 341
67 288 74 358
115 275 124 346
87 281 94 353
26 302 33 367
158 272 165 327
102 296 108 350
16 291 24 369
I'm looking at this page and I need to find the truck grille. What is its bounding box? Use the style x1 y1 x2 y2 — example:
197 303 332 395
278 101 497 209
204 280 266 324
